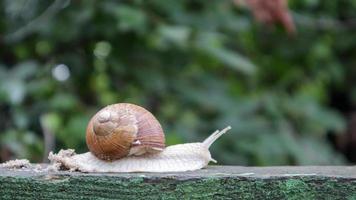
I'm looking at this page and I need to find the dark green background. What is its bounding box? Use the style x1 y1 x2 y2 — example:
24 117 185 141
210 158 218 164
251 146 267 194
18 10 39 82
0 0 355 165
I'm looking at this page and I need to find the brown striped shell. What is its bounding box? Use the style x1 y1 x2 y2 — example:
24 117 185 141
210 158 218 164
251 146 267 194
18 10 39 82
86 103 165 161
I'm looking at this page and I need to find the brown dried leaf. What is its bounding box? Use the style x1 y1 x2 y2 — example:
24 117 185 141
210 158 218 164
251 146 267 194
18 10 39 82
235 0 296 34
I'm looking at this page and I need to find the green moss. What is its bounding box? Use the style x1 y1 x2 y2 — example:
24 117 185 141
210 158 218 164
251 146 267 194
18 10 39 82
1 175 356 199
279 179 313 199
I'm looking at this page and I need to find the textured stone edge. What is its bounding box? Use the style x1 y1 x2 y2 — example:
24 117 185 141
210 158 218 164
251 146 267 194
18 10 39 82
1 166 356 199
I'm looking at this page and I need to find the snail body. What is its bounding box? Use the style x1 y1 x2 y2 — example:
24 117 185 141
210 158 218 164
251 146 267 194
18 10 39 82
49 103 231 172
49 126 231 172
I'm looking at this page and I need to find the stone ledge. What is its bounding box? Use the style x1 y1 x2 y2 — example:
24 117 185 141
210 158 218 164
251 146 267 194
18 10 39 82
1 166 355 199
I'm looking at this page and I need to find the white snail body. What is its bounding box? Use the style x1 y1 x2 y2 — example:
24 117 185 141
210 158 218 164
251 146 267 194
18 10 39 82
49 127 231 172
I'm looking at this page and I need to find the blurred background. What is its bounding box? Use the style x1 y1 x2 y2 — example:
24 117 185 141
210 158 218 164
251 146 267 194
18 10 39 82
0 0 355 166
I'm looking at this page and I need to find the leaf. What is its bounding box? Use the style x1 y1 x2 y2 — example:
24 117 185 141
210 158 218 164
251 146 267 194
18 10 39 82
116 6 147 33
40 113 62 133
12 61 38 79
204 47 257 75
157 25 191 48
195 32 257 75
1 79 26 105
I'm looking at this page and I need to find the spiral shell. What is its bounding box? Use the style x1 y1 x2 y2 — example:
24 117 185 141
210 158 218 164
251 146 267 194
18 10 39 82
86 103 165 161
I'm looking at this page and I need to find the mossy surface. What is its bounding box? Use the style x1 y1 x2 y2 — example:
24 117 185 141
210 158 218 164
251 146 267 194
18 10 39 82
1 166 356 199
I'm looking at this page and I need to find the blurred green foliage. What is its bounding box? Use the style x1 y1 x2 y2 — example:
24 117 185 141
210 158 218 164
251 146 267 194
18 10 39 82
0 0 355 165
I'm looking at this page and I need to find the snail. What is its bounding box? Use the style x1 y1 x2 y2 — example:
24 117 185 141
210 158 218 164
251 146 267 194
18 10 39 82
48 103 231 172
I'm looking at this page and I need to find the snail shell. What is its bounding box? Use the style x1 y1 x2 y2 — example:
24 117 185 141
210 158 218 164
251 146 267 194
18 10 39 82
86 103 165 161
